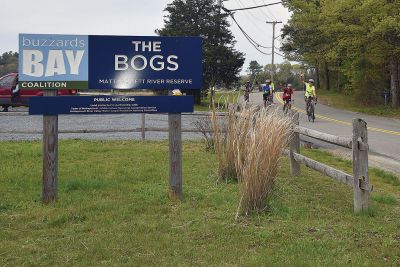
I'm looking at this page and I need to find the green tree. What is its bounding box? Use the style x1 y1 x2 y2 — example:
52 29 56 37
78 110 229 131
0 52 18 77
156 0 245 102
247 60 263 80
281 0 400 106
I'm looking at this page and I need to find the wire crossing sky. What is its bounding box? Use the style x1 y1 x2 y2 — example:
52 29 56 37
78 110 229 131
0 0 291 75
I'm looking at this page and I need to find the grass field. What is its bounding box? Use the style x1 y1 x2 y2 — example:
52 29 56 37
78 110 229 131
195 90 241 111
317 89 400 118
1 141 399 265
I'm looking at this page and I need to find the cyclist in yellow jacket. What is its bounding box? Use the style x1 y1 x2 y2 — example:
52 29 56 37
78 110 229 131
301 75 317 107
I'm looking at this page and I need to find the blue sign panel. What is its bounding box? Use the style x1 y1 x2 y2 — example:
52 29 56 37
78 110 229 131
29 96 194 115
19 34 203 90
89 35 202 90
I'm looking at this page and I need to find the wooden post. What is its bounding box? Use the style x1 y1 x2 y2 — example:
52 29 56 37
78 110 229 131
352 118 369 212
141 113 146 141
290 111 300 176
168 113 182 200
42 90 58 203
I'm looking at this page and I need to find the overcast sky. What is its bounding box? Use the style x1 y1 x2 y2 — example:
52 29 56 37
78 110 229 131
1 0 291 74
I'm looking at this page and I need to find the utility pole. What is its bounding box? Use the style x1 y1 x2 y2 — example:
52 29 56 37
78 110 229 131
266 21 282 84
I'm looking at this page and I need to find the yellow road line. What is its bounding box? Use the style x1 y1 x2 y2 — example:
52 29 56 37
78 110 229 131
276 93 400 136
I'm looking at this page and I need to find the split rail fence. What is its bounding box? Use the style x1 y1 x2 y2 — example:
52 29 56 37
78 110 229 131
1 110 372 211
289 111 372 212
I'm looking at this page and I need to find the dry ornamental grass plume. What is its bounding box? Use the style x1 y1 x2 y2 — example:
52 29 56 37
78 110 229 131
235 109 293 218
210 94 294 217
211 104 238 182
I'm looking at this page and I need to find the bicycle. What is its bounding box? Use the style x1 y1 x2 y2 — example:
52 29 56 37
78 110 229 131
283 99 293 115
263 92 273 108
306 97 316 122
266 94 273 107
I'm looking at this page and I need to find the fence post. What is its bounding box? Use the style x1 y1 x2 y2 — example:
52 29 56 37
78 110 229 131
290 111 300 176
42 89 58 203
352 118 369 212
168 113 182 200
141 113 146 141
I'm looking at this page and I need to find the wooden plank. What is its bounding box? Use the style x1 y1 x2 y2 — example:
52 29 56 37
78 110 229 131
1 128 215 134
297 126 352 149
352 119 370 212
168 113 182 200
293 152 354 187
141 113 146 140
42 90 58 203
290 111 300 176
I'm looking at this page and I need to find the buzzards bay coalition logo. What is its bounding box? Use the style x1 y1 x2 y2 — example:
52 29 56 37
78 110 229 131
19 34 89 89
18 33 202 90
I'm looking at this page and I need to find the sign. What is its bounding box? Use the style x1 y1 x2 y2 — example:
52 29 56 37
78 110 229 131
19 34 203 90
19 34 89 89
29 96 194 115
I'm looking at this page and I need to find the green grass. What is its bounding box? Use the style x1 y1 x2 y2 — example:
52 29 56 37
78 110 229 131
317 89 400 118
195 90 241 111
1 141 400 266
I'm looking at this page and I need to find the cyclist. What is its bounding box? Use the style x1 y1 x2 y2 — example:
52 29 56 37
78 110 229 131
301 77 317 120
282 83 294 112
269 80 275 103
262 80 272 108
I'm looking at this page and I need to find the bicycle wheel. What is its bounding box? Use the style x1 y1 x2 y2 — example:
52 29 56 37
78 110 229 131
310 104 315 122
312 104 315 122
307 104 312 122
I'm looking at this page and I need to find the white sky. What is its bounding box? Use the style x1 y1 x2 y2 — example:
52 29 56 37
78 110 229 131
0 0 291 74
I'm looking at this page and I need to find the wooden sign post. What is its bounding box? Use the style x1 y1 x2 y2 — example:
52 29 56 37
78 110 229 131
42 90 58 203
30 95 192 203
168 113 182 200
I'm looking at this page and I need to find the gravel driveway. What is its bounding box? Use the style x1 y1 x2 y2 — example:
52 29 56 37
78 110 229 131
0 108 210 141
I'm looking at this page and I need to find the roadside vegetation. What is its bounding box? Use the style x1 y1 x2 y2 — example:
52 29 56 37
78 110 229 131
1 140 399 265
194 90 240 111
317 89 400 118
0 52 18 77
281 0 400 108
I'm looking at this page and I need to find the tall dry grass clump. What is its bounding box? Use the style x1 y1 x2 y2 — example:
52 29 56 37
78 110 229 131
235 109 293 218
211 104 238 181
210 91 249 182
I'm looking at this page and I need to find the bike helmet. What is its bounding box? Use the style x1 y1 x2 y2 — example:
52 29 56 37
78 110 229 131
287 83 292 87
308 79 314 83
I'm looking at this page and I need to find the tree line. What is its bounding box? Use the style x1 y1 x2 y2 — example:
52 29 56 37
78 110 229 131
281 0 400 107
246 60 303 90
0 52 18 77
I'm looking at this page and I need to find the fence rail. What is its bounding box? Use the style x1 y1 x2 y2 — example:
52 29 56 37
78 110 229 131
289 111 372 213
2 109 372 211
297 126 352 149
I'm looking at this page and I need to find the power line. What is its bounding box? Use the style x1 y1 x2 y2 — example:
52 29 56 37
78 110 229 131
262 0 278 21
253 0 272 21
223 1 282 12
229 13 272 55
222 5 272 49
235 0 270 36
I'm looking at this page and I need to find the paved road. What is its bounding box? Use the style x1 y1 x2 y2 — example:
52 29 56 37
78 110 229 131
247 90 400 172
